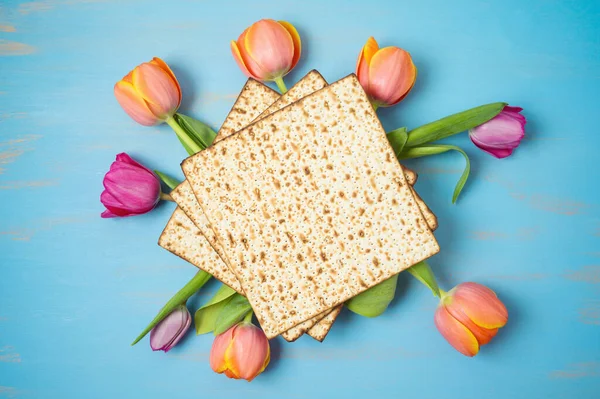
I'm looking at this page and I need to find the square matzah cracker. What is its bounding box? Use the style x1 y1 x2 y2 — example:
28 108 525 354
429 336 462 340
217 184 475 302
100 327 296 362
163 75 332 341
182 74 440 338
172 72 336 341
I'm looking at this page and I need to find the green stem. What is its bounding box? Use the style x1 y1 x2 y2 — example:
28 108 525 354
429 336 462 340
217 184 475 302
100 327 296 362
159 192 174 202
273 76 288 94
407 261 441 298
372 103 379 112
165 116 202 154
131 270 212 345
243 310 253 323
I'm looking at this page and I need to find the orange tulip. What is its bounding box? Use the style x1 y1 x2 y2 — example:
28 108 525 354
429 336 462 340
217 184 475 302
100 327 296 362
231 19 301 92
114 57 181 126
434 282 508 357
355 37 417 108
210 322 270 381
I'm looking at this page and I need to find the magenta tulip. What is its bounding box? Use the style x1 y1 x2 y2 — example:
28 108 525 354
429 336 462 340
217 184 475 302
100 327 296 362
100 153 161 218
469 106 526 158
150 304 191 352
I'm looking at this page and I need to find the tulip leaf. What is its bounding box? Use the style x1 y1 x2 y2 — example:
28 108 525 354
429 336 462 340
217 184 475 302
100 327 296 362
397 144 470 204
345 275 398 317
405 102 507 148
386 127 408 155
194 284 237 335
131 270 212 346
214 293 252 335
154 170 181 190
407 261 440 297
173 113 217 154
195 297 233 335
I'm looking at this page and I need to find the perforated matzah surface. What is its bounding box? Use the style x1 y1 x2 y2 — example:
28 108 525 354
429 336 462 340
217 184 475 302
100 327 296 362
182 74 440 338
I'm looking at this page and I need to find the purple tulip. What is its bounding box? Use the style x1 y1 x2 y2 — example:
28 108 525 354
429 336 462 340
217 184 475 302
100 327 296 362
150 304 191 352
100 153 161 218
469 106 526 159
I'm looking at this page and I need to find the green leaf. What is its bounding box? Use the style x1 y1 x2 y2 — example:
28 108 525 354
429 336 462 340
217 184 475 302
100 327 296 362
173 113 217 153
405 102 507 148
397 144 471 204
407 261 440 297
131 270 212 346
194 284 237 335
345 275 398 317
214 294 252 335
195 297 233 335
387 127 408 155
154 170 181 190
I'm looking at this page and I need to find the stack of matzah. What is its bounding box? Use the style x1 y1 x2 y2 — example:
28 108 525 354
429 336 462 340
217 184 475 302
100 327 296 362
159 71 439 341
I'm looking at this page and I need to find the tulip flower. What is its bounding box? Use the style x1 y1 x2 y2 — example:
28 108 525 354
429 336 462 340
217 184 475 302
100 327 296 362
434 282 508 357
356 37 417 109
100 153 164 218
469 106 526 158
231 19 301 93
210 321 270 381
114 57 181 126
150 304 192 352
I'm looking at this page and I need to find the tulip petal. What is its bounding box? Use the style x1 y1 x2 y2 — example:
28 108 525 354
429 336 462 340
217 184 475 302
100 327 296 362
245 19 294 80
114 81 159 126
231 40 257 79
227 323 270 381
362 37 379 65
435 306 480 357
453 282 508 329
278 21 301 70
131 63 180 119
368 46 416 106
101 209 118 218
210 326 236 373
149 57 181 104
445 305 499 346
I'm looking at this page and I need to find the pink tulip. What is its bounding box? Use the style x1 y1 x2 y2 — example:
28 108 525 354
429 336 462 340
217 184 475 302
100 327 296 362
231 19 301 83
100 153 161 218
434 282 508 357
469 106 526 158
210 322 270 381
114 57 181 126
150 304 191 352
356 37 417 108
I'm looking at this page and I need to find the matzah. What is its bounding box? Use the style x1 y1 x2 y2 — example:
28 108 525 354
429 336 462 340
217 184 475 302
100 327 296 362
174 72 336 341
164 74 332 341
182 74 440 338
214 79 279 142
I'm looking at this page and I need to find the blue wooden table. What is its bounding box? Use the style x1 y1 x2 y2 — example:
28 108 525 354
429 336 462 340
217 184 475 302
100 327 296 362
1 0 599 397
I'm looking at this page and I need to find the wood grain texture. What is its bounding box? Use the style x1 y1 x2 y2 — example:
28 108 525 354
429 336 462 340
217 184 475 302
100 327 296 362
1 0 599 397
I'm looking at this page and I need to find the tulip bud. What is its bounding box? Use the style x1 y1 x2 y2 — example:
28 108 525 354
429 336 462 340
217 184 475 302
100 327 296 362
114 57 182 126
356 37 417 108
434 282 508 357
231 19 301 91
469 106 526 158
100 153 161 218
150 304 191 352
210 321 270 381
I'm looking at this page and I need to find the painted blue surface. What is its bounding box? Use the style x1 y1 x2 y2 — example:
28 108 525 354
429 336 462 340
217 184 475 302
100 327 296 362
1 0 599 397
